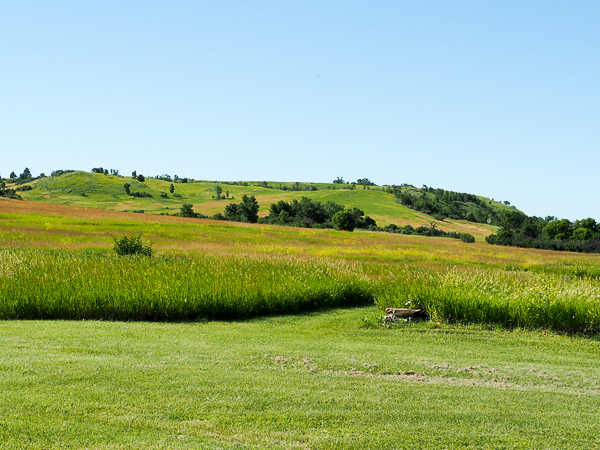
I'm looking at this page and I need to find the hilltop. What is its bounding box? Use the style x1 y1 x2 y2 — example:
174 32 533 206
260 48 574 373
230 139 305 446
4 170 518 238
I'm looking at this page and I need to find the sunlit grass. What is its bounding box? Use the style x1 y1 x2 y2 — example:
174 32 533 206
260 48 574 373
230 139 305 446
2 198 600 331
0 249 372 321
374 265 600 332
16 171 499 237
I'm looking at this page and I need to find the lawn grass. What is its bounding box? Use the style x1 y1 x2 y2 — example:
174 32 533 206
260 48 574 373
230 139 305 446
1 306 599 449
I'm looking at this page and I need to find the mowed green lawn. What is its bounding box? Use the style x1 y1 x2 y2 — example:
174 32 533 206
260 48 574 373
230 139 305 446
1 307 599 449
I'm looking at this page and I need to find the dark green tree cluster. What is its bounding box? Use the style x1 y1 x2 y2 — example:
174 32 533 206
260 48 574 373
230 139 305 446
0 180 21 199
216 195 260 223
390 185 499 224
131 171 146 182
92 167 119 176
8 167 38 186
378 223 475 242
51 169 76 177
356 178 376 186
259 197 376 231
486 211 600 253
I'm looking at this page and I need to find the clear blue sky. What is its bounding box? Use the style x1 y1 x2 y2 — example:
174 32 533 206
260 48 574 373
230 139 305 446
1 1 598 220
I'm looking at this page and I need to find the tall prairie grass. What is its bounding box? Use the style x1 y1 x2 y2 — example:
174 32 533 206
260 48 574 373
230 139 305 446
374 266 600 333
0 249 372 320
2 247 600 332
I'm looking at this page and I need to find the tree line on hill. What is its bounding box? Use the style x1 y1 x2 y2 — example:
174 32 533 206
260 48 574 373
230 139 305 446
176 195 475 242
485 210 600 253
1 167 41 199
387 184 504 224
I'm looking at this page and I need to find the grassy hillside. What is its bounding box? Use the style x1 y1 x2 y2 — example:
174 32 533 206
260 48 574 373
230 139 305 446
11 171 511 238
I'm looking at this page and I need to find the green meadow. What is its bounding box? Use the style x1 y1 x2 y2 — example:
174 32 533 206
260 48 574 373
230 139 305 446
1 191 600 448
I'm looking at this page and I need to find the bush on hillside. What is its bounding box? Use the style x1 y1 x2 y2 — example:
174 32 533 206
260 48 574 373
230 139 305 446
113 234 153 257
332 209 356 231
460 233 476 243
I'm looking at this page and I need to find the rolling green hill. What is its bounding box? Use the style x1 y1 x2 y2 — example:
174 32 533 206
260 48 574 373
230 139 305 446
8 171 516 238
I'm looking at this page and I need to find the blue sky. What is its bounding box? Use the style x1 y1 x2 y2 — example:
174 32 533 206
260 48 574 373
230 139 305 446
1 1 598 220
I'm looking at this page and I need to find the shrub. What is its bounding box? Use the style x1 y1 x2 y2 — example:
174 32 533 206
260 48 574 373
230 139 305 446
460 233 476 243
180 203 196 218
113 234 153 257
332 209 356 231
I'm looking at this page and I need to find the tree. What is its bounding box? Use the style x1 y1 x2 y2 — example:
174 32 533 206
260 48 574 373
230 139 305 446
169 183 175 194
333 177 345 184
575 218 597 232
215 186 223 200
91 167 104 174
9 172 16 179
332 209 355 231
123 183 131 195
239 195 259 223
19 168 31 180
223 203 241 221
543 219 572 240
180 203 195 218
572 228 592 241
132 171 137 179
137 174 145 183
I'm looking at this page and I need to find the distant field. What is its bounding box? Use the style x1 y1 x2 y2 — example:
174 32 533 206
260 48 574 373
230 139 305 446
0 198 593 267
13 171 500 238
